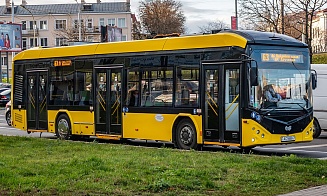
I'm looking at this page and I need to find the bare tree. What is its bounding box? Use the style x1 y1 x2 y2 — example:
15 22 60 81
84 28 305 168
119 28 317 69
285 0 327 56
239 0 283 33
139 0 186 36
52 17 90 44
239 0 327 58
198 20 230 34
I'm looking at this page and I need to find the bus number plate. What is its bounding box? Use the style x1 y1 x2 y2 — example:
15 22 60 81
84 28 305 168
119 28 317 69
281 136 295 142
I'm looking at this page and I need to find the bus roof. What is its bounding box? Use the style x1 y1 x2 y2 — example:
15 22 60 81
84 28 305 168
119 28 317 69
13 30 306 61
231 30 307 47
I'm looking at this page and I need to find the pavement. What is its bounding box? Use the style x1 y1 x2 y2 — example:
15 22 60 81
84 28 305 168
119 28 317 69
278 185 327 196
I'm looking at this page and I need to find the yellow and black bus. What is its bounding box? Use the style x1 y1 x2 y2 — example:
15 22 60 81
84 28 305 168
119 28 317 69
12 30 317 149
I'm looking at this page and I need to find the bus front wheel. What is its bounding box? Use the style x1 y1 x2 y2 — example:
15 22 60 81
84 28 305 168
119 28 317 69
56 114 71 140
175 119 198 150
313 118 321 138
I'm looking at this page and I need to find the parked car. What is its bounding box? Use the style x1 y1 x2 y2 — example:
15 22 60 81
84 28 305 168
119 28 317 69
0 83 11 89
0 87 10 94
312 64 327 138
0 89 10 106
5 100 11 126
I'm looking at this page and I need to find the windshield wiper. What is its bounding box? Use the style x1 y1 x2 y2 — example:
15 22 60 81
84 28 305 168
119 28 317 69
280 102 309 113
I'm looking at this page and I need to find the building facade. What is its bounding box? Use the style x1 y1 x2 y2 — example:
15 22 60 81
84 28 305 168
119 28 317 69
0 0 133 79
312 8 327 54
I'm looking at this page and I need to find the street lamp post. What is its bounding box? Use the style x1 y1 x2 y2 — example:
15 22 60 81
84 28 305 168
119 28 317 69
75 0 82 41
20 5 36 46
235 0 238 30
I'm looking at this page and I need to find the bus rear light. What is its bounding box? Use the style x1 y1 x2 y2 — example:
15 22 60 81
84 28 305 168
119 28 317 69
135 128 139 131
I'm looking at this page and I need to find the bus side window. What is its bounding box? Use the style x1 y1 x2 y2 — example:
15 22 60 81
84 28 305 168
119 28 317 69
79 91 90 105
129 90 139 106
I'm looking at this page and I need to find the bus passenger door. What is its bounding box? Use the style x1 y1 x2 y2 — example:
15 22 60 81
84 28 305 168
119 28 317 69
94 67 123 135
26 70 48 130
203 64 240 144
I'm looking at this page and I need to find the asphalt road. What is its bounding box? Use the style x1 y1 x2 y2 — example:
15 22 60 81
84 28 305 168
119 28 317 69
1 108 327 159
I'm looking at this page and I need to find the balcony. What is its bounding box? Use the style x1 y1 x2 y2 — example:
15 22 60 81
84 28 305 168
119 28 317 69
72 26 101 34
22 29 39 36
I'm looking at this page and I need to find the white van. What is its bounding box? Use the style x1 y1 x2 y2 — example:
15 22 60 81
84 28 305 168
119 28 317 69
311 64 327 138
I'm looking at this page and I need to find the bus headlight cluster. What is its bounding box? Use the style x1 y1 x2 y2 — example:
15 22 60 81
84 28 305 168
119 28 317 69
251 112 261 122
261 134 265 138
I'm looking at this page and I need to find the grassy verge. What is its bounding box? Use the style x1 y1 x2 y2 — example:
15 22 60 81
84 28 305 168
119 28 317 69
0 136 326 196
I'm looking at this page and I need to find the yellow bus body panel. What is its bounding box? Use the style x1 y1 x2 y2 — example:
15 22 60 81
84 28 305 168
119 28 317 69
48 110 95 135
242 119 313 147
12 109 27 130
123 113 202 143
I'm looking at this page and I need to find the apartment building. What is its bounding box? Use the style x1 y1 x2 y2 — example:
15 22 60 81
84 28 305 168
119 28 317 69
0 0 133 79
312 8 327 54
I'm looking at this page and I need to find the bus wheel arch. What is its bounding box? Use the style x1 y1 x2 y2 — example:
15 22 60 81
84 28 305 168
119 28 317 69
56 113 72 140
173 117 198 150
313 117 322 138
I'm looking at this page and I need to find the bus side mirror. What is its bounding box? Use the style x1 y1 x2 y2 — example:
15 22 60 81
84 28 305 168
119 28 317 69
311 72 317 90
250 67 258 86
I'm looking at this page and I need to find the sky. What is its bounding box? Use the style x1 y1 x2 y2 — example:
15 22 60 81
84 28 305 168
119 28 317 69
7 0 236 34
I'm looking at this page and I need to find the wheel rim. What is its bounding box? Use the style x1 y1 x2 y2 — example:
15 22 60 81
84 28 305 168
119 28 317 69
180 125 193 145
57 118 70 139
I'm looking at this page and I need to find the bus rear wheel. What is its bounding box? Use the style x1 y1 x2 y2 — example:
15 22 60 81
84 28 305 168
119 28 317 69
56 114 71 140
175 119 198 150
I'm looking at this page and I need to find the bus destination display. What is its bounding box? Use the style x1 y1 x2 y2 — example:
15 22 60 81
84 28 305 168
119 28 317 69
261 53 303 63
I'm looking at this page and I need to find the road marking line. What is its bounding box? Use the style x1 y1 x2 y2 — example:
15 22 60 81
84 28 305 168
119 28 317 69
281 144 327 150
257 147 327 154
0 126 18 130
257 144 327 151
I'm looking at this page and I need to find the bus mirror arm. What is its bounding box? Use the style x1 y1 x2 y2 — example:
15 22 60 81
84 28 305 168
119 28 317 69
241 55 259 86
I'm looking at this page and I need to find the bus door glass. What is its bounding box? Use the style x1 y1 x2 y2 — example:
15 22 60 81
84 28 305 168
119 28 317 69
94 67 122 135
203 64 240 143
224 67 240 143
26 70 48 130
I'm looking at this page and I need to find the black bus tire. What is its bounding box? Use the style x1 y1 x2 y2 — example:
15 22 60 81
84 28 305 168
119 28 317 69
56 114 71 140
313 118 321 138
175 119 198 150
5 111 11 126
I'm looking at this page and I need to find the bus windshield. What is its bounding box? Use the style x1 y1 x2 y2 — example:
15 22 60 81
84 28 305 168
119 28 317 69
250 47 312 110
